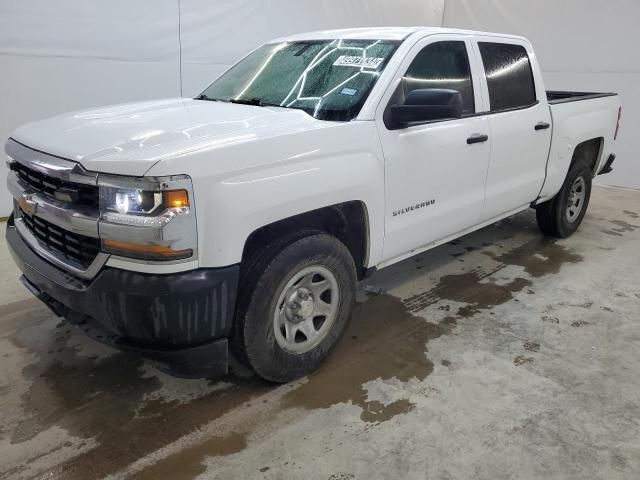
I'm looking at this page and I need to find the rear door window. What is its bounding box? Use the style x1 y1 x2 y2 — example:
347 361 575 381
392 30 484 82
478 42 536 111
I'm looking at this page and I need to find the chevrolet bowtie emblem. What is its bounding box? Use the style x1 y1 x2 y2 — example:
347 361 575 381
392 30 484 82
19 193 38 216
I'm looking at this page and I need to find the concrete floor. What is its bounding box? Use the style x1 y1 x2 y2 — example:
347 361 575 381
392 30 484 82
1 185 639 480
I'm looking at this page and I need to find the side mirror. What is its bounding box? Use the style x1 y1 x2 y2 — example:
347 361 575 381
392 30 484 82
389 89 463 129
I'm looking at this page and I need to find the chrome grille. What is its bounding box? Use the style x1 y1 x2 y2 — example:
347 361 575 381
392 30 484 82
20 209 101 269
10 162 99 209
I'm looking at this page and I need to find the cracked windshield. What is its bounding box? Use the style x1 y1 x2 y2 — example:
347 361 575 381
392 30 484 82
200 39 399 121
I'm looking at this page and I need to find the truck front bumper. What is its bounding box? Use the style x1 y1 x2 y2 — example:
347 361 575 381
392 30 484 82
6 215 240 378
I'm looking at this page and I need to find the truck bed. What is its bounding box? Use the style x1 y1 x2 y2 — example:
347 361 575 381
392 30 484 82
547 90 618 105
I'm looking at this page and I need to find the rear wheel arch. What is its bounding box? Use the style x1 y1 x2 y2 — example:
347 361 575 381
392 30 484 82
536 160 592 238
570 137 604 175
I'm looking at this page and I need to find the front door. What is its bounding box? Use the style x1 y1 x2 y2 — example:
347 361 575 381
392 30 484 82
376 37 490 263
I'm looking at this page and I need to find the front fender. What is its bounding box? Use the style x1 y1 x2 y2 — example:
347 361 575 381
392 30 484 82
182 123 386 268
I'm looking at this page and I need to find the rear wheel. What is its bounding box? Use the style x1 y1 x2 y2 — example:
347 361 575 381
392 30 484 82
536 161 592 238
231 233 356 382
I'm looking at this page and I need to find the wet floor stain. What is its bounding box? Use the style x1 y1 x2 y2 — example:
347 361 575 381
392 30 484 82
485 237 583 278
402 268 530 315
3 292 451 479
602 219 640 236
359 398 415 423
622 210 638 219
11 350 157 444
523 342 540 352
131 432 247 480
513 355 534 366
610 219 639 232
121 293 454 478
328 473 355 480
562 301 593 309
542 315 560 324
6 320 272 480
571 320 591 328
0 220 590 479
281 294 453 424
0 298 48 336
404 238 582 316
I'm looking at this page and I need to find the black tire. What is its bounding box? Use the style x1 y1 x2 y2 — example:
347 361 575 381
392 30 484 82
229 229 319 368
535 161 592 238
231 232 356 383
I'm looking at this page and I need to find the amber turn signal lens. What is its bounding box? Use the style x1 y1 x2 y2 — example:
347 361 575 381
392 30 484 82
103 239 192 260
163 190 189 209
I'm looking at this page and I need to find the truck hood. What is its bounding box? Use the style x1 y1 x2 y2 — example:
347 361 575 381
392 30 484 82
11 98 326 176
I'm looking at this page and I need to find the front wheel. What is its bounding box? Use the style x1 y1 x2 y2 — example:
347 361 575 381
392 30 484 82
232 233 356 383
536 161 592 238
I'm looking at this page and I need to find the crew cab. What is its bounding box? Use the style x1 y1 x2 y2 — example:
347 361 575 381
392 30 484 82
4 27 621 381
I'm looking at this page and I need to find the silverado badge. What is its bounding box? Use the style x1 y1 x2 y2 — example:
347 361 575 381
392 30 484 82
393 199 435 217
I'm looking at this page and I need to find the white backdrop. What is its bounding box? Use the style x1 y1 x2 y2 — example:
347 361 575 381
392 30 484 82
0 0 637 215
0 0 444 214
0 0 182 214
179 0 445 96
443 0 640 191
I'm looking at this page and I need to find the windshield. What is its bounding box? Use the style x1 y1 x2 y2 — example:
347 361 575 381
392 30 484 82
199 39 399 122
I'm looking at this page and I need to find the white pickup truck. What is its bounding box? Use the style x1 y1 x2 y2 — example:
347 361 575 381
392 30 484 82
5 27 621 381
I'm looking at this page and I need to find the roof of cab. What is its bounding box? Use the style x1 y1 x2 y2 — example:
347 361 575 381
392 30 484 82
271 26 526 43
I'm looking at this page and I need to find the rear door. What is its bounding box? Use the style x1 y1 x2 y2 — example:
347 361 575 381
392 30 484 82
472 38 552 221
376 35 490 263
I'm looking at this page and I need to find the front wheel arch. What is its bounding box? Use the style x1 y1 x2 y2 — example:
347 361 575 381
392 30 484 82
240 201 370 280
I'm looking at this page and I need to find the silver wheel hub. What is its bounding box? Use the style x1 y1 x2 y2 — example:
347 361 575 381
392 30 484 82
285 288 314 321
566 176 586 223
273 265 339 354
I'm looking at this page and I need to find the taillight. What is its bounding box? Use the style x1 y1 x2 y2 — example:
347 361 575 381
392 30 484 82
614 106 622 140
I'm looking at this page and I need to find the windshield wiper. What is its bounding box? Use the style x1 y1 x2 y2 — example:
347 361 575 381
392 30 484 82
229 98 290 110
196 95 274 107
229 97 265 106
195 94 219 102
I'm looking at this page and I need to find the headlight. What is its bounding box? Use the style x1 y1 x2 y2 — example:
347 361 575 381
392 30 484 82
102 187 188 215
102 188 189 215
111 189 162 214
97 175 197 262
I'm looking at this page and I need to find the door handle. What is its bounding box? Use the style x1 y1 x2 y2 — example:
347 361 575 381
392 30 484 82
467 134 489 145
535 122 550 130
